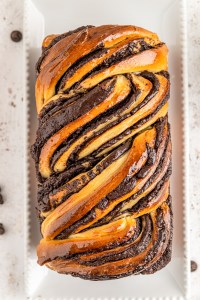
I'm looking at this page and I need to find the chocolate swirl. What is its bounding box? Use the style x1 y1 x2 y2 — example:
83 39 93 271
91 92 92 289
32 25 172 280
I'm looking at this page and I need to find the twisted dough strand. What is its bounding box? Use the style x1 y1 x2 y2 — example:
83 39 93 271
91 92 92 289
32 25 172 280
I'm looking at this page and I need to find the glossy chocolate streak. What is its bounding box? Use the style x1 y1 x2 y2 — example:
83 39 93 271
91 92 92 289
142 196 173 274
36 26 94 74
56 217 142 252
89 133 171 228
79 213 164 269
51 126 171 239
55 209 97 240
32 78 116 162
57 39 153 93
46 117 167 215
49 73 164 169
67 43 164 96
44 26 95 52
34 25 172 279
40 116 168 219
137 146 156 174
156 70 170 80
32 71 167 170
89 162 171 232
50 139 132 210
78 216 150 266
35 81 115 157
55 206 170 280
37 138 133 212
129 173 170 213
37 158 101 211
49 92 135 169
89 94 169 159
130 92 169 130
56 47 107 93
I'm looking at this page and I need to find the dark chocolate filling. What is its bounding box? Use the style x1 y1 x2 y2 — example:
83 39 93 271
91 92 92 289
32 71 168 179
38 116 168 212
36 26 94 74
48 139 132 210
49 72 164 170
53 129 170 239
87 133 171 229
37 157 101 211
77 216 151 266
57 217 142 258
84 92 169 160
57 39 154 94
49 91 135 169
34 25 172 280
54 204 171 280
142 195 173 274
31 78 116 162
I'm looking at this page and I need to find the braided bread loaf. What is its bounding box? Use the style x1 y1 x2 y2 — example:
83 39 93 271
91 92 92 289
32 25 172 280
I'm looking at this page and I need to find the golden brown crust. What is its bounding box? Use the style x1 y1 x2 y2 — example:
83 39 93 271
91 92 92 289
35 25 163 113
32 24 172 280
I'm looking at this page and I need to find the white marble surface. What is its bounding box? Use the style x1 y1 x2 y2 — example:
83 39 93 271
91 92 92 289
0 0 199 299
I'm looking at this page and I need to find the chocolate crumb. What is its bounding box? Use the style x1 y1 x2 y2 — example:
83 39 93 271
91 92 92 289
10 101 16 108
8 88 12 94
10 30 22 42
0 223 5 235
191 260 198 272
0 194 4 204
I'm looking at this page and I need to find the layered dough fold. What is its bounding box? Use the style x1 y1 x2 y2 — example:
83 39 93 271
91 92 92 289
32 25 172 280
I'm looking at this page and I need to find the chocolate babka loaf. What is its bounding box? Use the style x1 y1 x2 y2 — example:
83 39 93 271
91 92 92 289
32 25 172 280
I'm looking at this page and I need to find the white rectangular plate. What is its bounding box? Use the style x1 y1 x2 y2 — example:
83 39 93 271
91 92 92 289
24 0 190 299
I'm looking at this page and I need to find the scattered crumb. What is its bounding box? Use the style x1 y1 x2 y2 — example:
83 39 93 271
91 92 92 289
10 102 16 108
191 260 198 272
0 223 5 235
0 194 4 204
7 272 19 289
10 30 22 42
8 88 12 94
196 150 200 160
